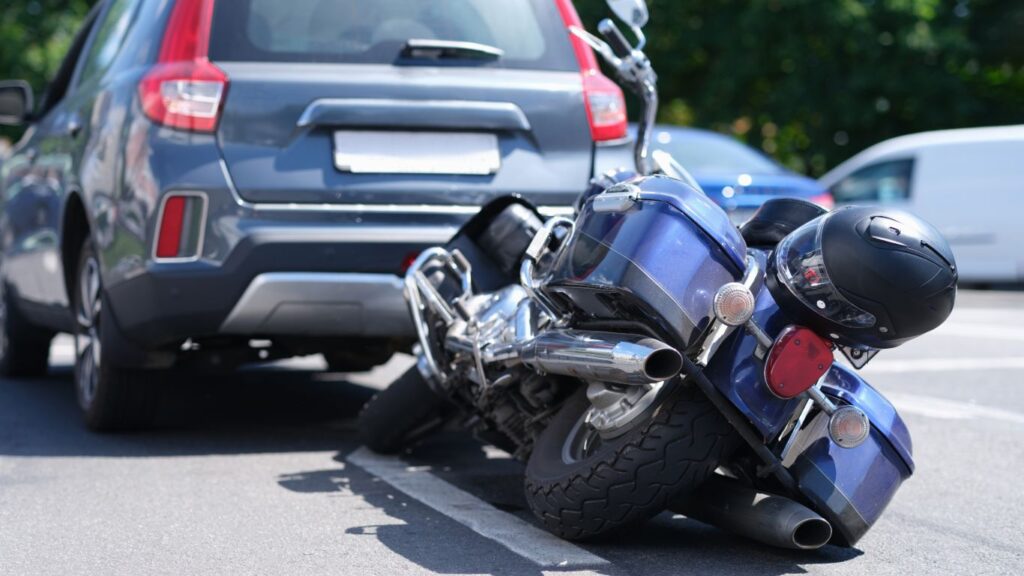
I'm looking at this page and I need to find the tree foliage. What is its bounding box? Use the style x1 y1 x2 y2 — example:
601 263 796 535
1 0 1022 174
576 0 1024 174
0 0 93 143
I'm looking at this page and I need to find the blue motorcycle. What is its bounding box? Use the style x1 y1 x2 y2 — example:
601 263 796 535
359 0 957 549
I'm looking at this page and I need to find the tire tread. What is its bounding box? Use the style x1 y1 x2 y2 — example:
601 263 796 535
524 384 737 540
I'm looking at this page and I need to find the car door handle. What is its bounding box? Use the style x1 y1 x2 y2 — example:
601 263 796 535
66 115 82 139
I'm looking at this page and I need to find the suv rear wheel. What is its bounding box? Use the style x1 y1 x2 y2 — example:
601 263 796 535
323 339 396 373
73 240 160 431
0 282 53 378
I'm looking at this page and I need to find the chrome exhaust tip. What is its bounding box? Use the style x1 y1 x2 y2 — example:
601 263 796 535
640 341 684 382
520 330 682 386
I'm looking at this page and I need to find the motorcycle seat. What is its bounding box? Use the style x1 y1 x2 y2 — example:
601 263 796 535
739 198 828 248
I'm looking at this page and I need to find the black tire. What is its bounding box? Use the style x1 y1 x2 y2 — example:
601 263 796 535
73 240 160 431
358 366 449 454
524 382 737 540
0 283 53 378
324 340 396 373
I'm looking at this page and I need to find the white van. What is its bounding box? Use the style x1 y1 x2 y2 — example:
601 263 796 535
819 125 1024 283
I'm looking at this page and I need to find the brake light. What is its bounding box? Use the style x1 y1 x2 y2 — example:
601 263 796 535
764 326 834 399
139 0 226 133
809 192 835 211
400 251 421 275
553 0 628 142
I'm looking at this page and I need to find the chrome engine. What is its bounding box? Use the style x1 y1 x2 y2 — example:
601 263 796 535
404 219 683 458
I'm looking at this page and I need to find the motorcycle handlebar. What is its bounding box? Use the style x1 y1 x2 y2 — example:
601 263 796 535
597 19 632 59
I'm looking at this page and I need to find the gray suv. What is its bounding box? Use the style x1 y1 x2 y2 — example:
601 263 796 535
0 0 627 428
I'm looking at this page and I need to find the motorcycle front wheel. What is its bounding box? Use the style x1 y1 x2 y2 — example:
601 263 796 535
524 382 737 540
358 366 450 454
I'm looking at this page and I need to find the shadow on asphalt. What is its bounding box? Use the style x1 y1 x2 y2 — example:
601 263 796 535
0 364 375 457
280 445 578 576
277 437 862 576
5 363 864 574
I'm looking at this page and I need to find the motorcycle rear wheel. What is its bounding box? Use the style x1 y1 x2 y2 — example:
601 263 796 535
524 382 736 540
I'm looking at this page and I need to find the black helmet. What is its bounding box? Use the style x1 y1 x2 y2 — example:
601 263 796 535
766 206 957 349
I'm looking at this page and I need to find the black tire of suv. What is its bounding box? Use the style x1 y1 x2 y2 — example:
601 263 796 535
358 366 450 454
0 283 53 378
324 340 396 373
73 240 160 431
524 383 737 540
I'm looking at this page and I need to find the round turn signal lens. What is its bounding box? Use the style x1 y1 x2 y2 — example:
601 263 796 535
713 283 755 326
828 405 870 448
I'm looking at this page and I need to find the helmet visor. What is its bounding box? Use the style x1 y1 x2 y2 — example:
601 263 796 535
775 215 877 329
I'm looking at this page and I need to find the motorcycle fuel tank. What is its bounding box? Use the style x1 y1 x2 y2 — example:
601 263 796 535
544 175 746 349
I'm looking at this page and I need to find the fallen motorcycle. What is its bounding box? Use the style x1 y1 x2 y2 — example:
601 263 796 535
359 0 957 548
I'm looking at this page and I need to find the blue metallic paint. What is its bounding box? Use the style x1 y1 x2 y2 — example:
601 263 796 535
821 364 915 473
694 248 913 545
633 175 748 271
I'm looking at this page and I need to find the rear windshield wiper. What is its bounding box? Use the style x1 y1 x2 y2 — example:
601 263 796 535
401 39 504 61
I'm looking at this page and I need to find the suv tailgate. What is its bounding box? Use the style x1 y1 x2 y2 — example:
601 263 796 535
208 0 593 208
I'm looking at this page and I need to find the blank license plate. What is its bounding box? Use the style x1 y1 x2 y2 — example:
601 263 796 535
333 131 500 175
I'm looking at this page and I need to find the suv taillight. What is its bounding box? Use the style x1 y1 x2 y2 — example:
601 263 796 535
139 0 227 133
554 0 628 142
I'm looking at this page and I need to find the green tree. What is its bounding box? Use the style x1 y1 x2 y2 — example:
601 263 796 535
0 1 93 143
576 0 1024 175
1 1 1022 174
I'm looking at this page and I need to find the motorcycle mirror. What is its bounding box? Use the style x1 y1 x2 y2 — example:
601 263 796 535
607 0 649 29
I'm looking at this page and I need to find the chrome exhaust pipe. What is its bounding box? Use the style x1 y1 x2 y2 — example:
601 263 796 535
519 330 682 385
672 475 833 550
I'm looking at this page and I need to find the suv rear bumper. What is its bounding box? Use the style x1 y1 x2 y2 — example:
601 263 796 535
219 272 411 337
104 218 452 350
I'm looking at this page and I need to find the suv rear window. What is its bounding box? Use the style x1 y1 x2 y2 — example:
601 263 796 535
209 0 577 71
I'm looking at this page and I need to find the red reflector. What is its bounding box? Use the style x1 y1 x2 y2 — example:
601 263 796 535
156 196 187 258
764 326 834 399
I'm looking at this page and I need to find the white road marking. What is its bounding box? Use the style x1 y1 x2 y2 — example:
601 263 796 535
935 322 1024 342
346 447 608 569
865 357 1024 373
952 308 1024 317
886 392 1024 425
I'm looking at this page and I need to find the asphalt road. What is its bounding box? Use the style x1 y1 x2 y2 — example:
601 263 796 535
1 289 1022 575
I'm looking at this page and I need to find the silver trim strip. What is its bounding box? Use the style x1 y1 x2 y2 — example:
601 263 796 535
218 157 574 217
245 201 573 217
220 272 413 337
247 225 459 244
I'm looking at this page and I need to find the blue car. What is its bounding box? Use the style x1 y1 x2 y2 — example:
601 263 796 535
597 125 830 222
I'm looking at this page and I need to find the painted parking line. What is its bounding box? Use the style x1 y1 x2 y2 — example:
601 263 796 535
886 392 1024 426
934 322 1024 342
865 357 1024 374
346 447 609 569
